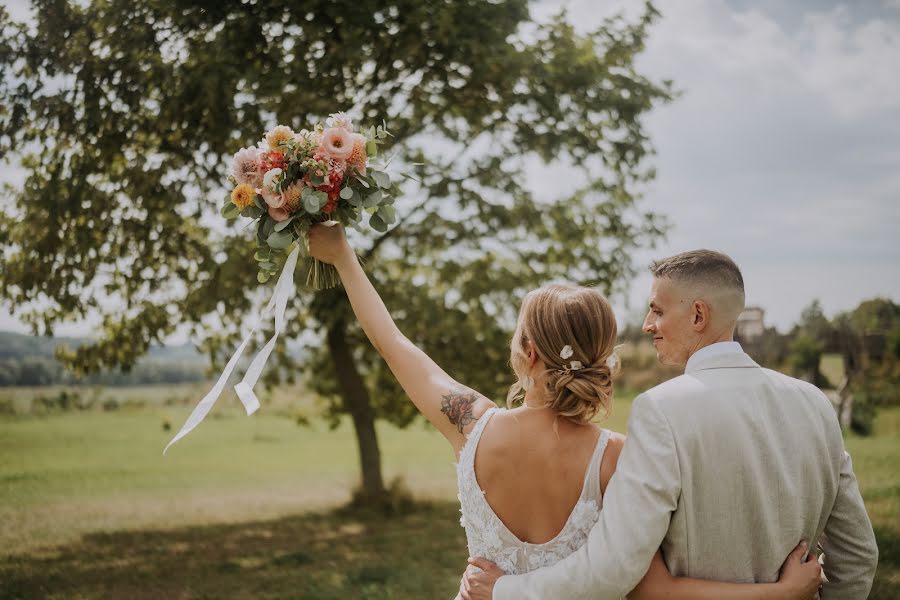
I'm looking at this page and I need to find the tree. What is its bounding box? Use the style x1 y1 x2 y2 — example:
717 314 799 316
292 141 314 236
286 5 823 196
787 300 832 386
1 1 672 504
832 298 900 434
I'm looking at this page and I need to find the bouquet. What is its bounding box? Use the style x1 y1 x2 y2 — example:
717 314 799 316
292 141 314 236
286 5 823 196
224 112 398 289
163 113 401 454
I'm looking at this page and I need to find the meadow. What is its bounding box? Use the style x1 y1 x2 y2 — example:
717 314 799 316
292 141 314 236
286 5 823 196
0 383 897 599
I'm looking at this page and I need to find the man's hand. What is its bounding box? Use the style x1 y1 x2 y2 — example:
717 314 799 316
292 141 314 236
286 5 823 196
460 557 506 600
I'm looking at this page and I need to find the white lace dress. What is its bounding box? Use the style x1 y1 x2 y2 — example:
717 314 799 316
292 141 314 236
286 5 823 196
456 406 611 576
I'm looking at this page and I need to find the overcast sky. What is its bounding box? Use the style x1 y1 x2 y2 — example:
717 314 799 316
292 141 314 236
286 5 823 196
1 0 898 339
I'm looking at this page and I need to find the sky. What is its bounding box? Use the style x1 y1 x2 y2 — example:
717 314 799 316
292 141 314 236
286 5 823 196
1 0 899 339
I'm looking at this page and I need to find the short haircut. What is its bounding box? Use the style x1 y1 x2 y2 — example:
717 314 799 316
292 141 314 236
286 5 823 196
650 249 745 314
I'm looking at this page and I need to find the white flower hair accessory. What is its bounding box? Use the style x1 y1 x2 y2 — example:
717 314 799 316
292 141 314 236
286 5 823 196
558 346 583 372
605 344 625 371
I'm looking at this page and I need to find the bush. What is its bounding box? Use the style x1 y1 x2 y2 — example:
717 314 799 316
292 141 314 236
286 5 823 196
850 390 877 436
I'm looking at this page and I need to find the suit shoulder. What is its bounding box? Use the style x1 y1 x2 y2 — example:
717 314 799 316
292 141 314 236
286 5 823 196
641 373 704 403
759 367 838 418
760 367 830 399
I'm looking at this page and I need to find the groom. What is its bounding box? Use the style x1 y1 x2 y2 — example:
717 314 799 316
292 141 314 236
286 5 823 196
462 250 878 599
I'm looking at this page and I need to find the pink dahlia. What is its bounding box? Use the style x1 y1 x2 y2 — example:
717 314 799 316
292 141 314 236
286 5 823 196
318 127 354 161
231 146 263 187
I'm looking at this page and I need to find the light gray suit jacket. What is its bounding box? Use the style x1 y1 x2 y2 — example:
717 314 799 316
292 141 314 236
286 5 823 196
493 351 878 599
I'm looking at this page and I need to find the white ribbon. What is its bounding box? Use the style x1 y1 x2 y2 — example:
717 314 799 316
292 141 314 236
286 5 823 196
164 244 302 455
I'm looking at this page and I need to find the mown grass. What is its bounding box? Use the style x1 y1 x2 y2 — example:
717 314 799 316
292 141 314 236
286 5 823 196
0 385 896 598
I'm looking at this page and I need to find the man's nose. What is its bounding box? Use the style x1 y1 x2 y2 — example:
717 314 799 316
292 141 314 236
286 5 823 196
642 317 654 334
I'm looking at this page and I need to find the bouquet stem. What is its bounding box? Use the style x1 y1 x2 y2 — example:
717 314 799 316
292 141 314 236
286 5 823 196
306 257 341 290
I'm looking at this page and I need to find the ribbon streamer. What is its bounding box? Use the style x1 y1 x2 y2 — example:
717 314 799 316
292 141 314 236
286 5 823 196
164 244 302 455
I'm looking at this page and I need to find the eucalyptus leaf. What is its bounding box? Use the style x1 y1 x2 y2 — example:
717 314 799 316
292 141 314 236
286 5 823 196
254 249 271 261
340 186 354 200
366 140 378 157
313 190 328 208
257 271 271 284
372 171 391 189
303 194 319 214
267 230 293 249
369 213 387 233
221 202 240 219
363 189 382 207
377 204 396 224
274 216 295 231
259 261 276 270
262 218 275 239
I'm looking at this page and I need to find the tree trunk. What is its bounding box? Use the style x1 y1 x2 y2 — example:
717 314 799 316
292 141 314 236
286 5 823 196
326 319 386 504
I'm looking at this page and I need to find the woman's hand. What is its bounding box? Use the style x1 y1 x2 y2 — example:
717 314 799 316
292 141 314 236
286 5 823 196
777 542 823 600
308 223 354 268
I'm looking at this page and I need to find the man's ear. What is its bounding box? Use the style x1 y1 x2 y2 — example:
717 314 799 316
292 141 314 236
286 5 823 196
691 300 711 332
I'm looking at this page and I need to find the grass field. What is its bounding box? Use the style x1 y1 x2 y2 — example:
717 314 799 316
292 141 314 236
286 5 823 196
0 385 897 598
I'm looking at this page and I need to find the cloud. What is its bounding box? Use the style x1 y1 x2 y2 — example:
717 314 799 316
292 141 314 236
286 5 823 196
531 0 900 328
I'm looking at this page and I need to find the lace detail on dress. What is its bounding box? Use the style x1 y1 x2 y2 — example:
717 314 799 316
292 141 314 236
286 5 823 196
455 407 610 575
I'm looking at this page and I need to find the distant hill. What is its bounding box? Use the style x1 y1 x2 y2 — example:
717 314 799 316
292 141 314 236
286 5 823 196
0 330 207 386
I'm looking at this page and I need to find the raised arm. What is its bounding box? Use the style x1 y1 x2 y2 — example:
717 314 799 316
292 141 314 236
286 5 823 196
628 545 822 600
309 224 495 452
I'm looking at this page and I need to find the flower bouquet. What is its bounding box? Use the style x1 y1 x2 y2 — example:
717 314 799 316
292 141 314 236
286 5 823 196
163 113 401 454
224 112 398 289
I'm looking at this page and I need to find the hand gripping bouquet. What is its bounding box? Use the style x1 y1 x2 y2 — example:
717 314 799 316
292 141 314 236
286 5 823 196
164 112 399 454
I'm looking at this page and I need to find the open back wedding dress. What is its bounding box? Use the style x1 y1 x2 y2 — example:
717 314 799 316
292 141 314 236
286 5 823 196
456 406 612 575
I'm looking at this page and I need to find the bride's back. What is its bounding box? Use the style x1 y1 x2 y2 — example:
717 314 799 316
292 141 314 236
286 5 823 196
473 406 622 544
454 283 623 574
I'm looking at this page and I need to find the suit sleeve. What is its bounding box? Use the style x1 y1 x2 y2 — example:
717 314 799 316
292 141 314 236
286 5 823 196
819 449 878 599
492 393 682 600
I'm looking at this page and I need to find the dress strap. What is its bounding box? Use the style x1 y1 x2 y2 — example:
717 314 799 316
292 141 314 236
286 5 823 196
458 406 501 468
582 428 611 502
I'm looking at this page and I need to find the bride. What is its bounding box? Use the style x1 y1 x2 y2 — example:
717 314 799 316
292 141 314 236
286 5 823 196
308 224 821 599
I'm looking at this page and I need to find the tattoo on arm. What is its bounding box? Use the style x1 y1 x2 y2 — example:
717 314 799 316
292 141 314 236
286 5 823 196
440 387 478 433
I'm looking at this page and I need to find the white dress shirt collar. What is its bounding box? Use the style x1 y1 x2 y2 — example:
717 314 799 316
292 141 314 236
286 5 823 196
685 341 744 372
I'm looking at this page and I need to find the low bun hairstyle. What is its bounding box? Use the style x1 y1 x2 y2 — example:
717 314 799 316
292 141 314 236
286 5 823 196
507 284 619 424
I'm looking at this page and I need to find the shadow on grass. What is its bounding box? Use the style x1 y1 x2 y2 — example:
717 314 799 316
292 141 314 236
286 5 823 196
0 501 468 600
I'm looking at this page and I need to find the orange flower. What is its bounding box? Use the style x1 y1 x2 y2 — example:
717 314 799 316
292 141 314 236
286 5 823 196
266 125 294 151
347 133 368 174
282 181 305 212
230 183 255 210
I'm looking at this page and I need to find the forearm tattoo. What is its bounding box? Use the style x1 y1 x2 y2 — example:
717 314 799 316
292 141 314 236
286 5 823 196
440 387 478 433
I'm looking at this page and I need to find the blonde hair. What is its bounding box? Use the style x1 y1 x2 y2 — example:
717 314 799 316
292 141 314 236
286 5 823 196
507 284 619 424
